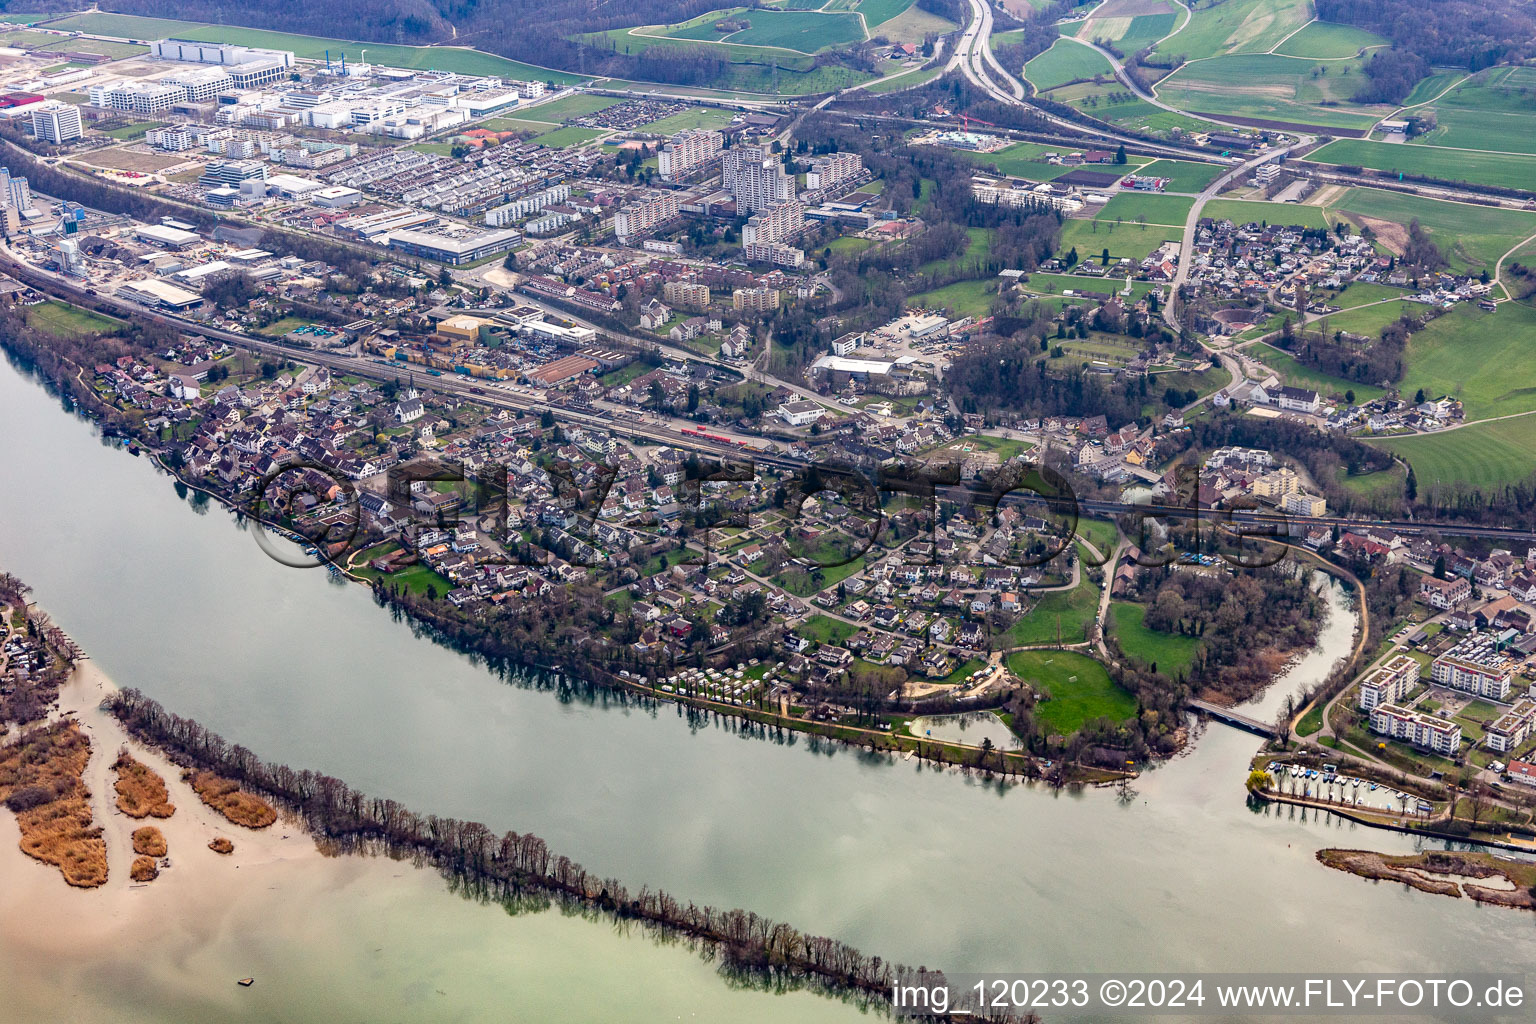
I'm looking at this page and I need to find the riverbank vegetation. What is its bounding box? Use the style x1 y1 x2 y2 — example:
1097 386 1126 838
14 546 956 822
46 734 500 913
132 825 167 857
103 687 980 1015
0 721 108 888
188 771 277 829
1317 848 1536 911
112 750 175 819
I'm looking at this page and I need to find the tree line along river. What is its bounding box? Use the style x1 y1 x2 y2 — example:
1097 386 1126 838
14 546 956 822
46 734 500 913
1 352 1533 1022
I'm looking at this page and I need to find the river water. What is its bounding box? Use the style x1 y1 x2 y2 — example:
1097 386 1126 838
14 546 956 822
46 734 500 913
1 354 1533 1021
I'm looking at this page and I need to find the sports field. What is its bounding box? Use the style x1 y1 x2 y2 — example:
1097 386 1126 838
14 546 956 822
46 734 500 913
1398 303 1536 422
1376 414 1536 490
1005 650 1136 735
1152 0 1312 60
1132 159 1226 192
48 11 587 83
1025 39 1112 91
1309 139 1536 192
1272 20 1387 59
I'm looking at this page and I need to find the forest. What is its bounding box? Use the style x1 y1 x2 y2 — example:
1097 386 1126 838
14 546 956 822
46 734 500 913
1314 0 1536 71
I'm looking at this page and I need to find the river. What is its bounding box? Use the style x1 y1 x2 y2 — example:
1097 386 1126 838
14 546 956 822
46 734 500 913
1 353 1533 1021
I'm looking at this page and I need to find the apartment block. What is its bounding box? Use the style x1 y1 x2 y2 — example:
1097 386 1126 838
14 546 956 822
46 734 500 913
743 241 804 268
0 167 30 212
805 151 862 190
613 192 681 242
732 287 780 313
657 129 723 180
1369 703 1462 756
1486 699 1536 754
662 281 710 309
1359 654 1420 711
485 184 572 227
741 201 803 247
1431 634 1515 701
722 144 795 213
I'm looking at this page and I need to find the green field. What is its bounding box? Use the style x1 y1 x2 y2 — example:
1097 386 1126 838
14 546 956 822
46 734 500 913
1051 83 1222 136
1322 300 1420 339
1152 0 1313 60
1251 342 1384 403
23 300 122 336
1006 650 1136 735
1273 20 1387 59
1001 567 1102 647
860 65 942 93
970 141 1078 182
1376 414 1536 490
1325 281 1412 308
1059 218 1180 264
1331 188 1536 274
48 11 588 83
1154 52 1387 130
1132 158 1226 193
519 94 625 122
1025 39 1113 91
909 279 996 318
798 614 859 645
1397 303 1536 421
637 107 736 133
1110 602 1201 675
1093 192 1195 226
1403 68 1536 155
1082 12 1180 57
1310 139 1536 192
855 0 916 26
1200 198 1330 231
655 8 866 53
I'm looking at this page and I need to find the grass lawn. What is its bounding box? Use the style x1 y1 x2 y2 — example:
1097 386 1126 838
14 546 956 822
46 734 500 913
636 107 735 133
909 278 996 318
1024 38 1113 91
1295 702 1324 737
1325 281 1412 309
860 65 942 93
353 563 453 598
99 121 163 141
777 555 868 597
1110 602 1200 675
1093 192 1195 226
519 94 625 123
1006 650 1136 735
23 300 122 336
1132 158 1226 193
1398 303 1536 421
1200 198 1330 231
1338 463 1406 499
1309 139 1536 192
798 614 859 645
1375 414 1536 489
1060 218 1180 264
1072 516 1118 558
1250 342 1384 402
1001 568 1101 647
1323 300 1421 339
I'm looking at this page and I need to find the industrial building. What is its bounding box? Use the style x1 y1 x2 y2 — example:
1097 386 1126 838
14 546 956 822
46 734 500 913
386 226 522 265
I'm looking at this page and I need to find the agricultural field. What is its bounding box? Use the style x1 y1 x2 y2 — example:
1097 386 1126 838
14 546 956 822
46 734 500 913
859 65 942 93
23 301 121 337
1397 303 1536 422
1005 650 1137 735
1376 414 1536 490
1151 0 1312 61
1308 139 1536 192
1324 281 1412 309
1154 52 1388 131
1059 218 1180 264
1330 188 1536 275
1399 70 1467 107
1272 20 1387 59
1321 300 1420 339
649 7 865 53
1402 66 1536 156
1200 198 1330 231
1110 602 1201 675
1250 343 1384 403
1050 84 1221 136
1093 192 1195 226
1025 39 1113 91
863 0 955 42
1132 158 1226 192
48 12 587 83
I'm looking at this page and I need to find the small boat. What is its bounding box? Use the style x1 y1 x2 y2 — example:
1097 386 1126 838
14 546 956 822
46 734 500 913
237 978 255 988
